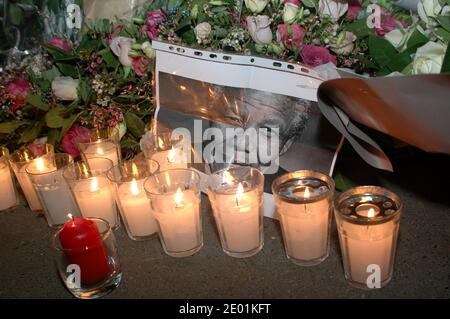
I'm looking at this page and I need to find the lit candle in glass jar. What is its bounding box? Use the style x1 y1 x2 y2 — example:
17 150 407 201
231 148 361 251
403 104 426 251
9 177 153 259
272 171 334 266
0 147 18 212
334 186 402 289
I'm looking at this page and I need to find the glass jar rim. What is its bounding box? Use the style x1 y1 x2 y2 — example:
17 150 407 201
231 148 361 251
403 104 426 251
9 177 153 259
62 158 113 181
144 168 201 196
8 144 54 164
334 185 402 225
52 217 113 253
206 165 264 195
107 158 160 183
272 170 335 204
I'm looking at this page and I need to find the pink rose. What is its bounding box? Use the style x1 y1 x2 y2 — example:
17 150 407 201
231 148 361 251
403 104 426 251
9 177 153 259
284 0 301 4
300 45 337 67
61 125 91 158
277 24 306 51
5 79 31 111
375 16 399 36
347 0 362 20
132 56 151 77
146 9 166 27
141 24 159 40
47 37 72 53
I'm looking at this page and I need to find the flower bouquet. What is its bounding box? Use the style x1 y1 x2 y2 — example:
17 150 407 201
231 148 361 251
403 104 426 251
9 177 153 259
0 0 449 156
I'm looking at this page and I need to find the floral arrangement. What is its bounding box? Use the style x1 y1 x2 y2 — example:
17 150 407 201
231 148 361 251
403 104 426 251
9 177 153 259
1 0 449 156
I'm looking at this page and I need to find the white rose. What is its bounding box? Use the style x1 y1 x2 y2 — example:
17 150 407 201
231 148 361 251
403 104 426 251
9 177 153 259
412 41 446 74
246 15 273 45
110 37 135 67
418 0 442 23
194 22 212 44
283 3 299 24
142 41 155 59
330 31 357 55
245 0 269 14
51 76 79 101
318 0 348 22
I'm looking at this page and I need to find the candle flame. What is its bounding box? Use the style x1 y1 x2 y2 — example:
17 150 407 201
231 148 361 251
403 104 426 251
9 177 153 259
90 177 99 192
175 187 183 207
97 147 104 155
167 147 175 163
158 137 164 149
35 157 45 172
236 183 244 206
304 187 310 199
131 162 139 177
130 178 140 196
368 208 375 218
222 171 234 185
67 213 73 221
179 85 187 91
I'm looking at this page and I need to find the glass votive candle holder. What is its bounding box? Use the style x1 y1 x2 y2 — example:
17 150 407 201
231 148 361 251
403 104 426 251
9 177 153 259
207 165 264 258
26 153 81 227
8 144 55 211
334 186 402 289
78 128 121 168
107 158 160 241
53 217 122 299
144 169 202 257
149 131 189 171
63 158 120 229
0 147 19 212
272 170 335 266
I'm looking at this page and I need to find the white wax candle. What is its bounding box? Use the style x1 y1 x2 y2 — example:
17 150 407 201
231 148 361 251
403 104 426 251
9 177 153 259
153 188 201 252
279 195 330 261
212 184 261 253
150 147 187 172
0 162 17 211
73 176 119 228
117 179 158 237
32 169 80 226
340 220 396 285
17 165 43 211
84 142 119 168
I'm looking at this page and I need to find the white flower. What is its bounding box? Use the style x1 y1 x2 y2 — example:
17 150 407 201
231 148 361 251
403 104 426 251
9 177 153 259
283 3 299 24
412 41 446 74
51 76 79 101
330 31 357 55
140 130 156 158
110 37 135 67
142 41 156 59
246 15 273 45
442 5 450 15
418 0 442 23
318 0 348 22
245 0 269 14
194 22 212 44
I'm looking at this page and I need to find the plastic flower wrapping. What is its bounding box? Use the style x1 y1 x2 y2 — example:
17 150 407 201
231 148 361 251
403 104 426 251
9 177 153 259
0 0 449 156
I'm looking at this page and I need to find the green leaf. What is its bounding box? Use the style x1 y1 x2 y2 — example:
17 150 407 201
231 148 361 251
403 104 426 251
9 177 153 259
402 62 414 75
56 63 78 77
406 29 428 51
125 112 145 138
345 19 371 38
18 120 44 144
26 94 50 111
435 16 450 33
41 44 73 60
79 81 92 103
100 49 119 68
302 0 317 7
333 172 357 191
0 121 28 133
47 129 61 145
386 51 413 73
181 29 197 46
368 35 397 68
41 66 61 82
442 43 450 73
45 105 65 128
61 113 82 137
433 28 450 43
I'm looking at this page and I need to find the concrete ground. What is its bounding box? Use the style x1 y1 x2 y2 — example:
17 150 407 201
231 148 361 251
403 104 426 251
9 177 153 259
0 145 449 298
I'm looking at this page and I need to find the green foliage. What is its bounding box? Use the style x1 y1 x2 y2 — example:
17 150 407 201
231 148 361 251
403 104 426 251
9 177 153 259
45 105 66 128
442 43 450 73
125 113 146 139
0 121 28 134
334 172 357 192
26 95 50 112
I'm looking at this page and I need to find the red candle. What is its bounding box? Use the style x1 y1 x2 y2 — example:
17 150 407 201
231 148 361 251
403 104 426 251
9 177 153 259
59 216 112 286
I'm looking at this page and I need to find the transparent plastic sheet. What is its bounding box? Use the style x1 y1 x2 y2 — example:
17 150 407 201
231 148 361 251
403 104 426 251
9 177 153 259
151 41 343 219
83 0 151 22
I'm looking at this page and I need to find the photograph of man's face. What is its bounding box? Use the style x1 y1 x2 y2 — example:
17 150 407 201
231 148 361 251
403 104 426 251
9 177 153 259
158 72 315 165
